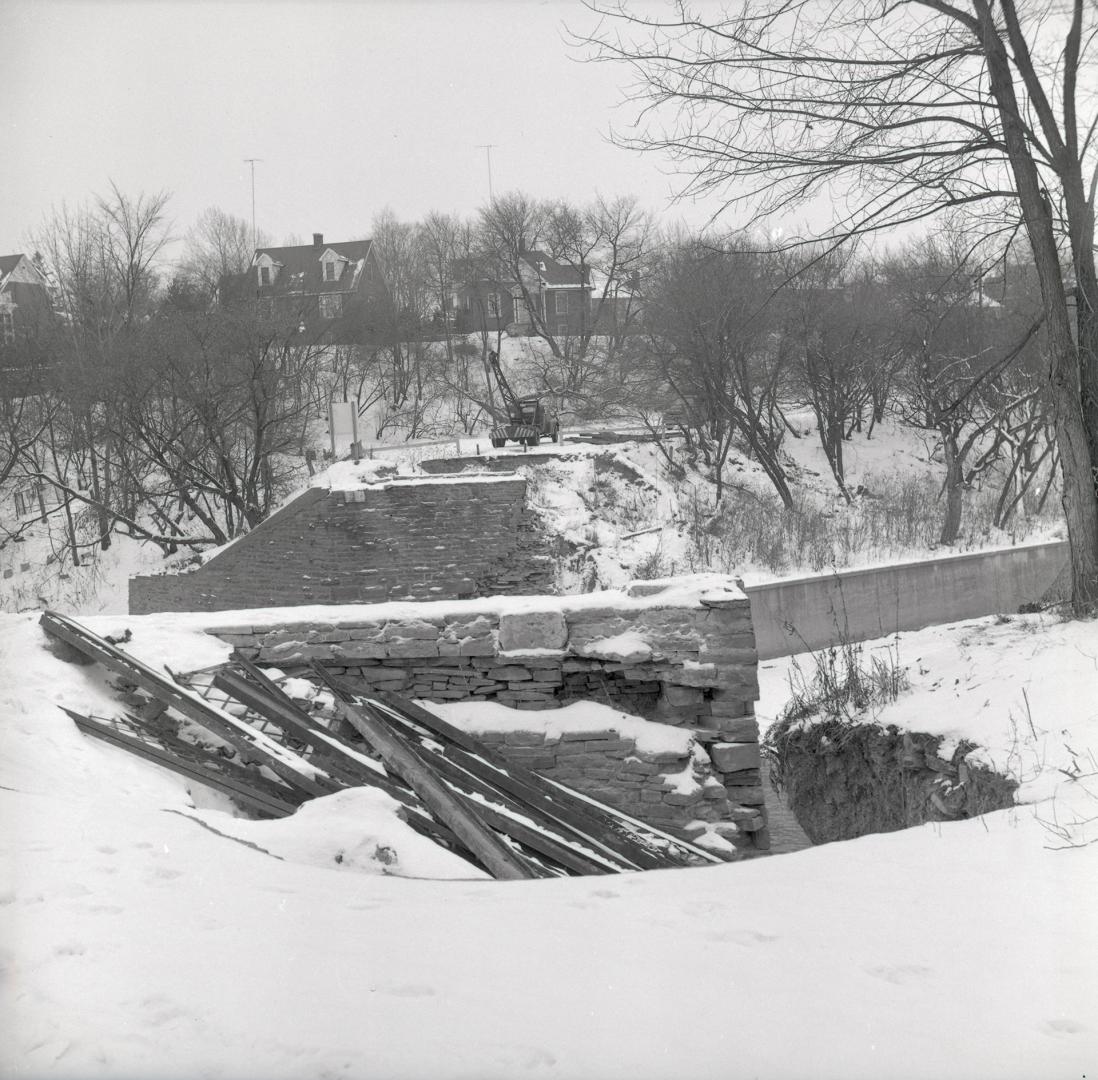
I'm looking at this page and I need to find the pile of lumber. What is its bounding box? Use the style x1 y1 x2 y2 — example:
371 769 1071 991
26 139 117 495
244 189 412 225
40 611 721 879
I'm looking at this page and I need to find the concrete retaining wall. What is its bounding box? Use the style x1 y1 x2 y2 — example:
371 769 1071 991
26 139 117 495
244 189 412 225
745 540 1068 659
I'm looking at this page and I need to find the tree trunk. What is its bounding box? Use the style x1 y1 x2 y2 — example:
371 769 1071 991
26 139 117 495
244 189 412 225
939 439 964 545
978 3 1098 606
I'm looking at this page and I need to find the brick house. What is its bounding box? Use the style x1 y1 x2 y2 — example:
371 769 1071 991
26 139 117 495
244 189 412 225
452 249 595 336
245 233 392 346
0 253 53 353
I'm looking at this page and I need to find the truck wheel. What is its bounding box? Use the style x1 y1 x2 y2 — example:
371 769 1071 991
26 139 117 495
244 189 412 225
523 434 540 447
490 436 506 448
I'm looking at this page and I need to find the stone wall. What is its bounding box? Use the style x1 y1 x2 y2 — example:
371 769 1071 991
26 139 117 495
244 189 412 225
130 475 554 614
207 578 768 853
480 729 765 850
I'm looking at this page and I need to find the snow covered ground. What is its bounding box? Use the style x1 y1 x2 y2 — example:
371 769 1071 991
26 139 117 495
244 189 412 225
2 608 1096 1079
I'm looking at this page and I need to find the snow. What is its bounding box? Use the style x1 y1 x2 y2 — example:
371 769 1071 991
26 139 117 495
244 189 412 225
758 613 1098 815
434 699 694 758
3 608 1098 1077
574 629 654 663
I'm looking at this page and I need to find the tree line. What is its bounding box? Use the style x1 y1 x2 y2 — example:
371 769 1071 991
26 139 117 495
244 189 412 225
0 179 1067 578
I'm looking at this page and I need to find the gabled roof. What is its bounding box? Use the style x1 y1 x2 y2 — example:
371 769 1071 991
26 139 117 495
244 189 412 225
252 239 375 295
521 250 590 289
0 254 24 279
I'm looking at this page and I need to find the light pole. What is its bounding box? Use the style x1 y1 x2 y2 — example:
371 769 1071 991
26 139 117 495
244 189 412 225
476 144 496 202
244 158 262 248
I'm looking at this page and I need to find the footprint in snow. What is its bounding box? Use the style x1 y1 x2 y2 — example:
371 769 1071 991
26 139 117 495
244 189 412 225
372 983 436 998
488 1044 557 1070
864 963 932 984
705 929 779 946
53 942 87 957
1044 1017 1086 1036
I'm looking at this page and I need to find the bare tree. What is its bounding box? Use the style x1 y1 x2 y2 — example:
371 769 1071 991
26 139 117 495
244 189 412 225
32 184 171 554
782 246 893 499
638 235 792 506
578 0 1098 607
181 207 267 299
887 234 1045 543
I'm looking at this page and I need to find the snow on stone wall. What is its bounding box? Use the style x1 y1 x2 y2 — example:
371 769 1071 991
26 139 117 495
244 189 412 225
207 578 768 853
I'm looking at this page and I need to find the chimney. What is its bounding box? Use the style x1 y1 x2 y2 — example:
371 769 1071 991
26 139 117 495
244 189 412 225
313 232 324 248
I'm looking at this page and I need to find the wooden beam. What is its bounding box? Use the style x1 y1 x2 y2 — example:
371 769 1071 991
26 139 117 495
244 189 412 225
336 697 542 880
40 611 336 799
63 709 299 818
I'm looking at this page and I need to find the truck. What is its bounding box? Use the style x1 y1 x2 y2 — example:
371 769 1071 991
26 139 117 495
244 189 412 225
486 350 561 448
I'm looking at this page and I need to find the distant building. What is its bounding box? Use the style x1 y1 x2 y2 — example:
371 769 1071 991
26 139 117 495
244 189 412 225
241 233 392 346
452 249 595 336
0 253 55 391
0 253 53 353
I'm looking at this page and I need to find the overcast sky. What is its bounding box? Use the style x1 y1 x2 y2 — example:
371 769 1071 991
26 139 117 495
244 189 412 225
3 0 749 259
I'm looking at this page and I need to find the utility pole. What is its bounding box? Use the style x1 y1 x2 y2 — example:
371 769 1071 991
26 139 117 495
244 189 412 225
244 158 262 249
476 144 497 202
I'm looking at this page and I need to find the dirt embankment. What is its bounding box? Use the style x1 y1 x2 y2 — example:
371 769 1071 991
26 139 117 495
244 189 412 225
766 720 1017 845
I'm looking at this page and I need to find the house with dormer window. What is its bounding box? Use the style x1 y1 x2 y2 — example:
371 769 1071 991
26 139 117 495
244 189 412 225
245 232 391 346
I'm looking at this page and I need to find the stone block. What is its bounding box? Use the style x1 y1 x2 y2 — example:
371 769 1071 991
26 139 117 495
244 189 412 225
663 790 703 807
724 785 765 806
710 742 762 773
387 640 439 659
661 684 705 707
503 731 546 746
675 663 720 688
498 609 567 652
332 642 388 661
457 637 497 657
717 717 760 742
487 665 532 681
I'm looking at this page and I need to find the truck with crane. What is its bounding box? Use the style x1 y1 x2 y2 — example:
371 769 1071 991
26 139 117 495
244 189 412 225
486 350 560 447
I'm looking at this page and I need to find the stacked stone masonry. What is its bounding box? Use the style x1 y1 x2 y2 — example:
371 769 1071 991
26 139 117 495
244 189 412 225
129 475 555 614
208 582 769 854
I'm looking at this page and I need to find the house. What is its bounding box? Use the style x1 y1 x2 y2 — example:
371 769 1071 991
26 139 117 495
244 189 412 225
243 233 392 346
452 249 594 337
0 253 53 360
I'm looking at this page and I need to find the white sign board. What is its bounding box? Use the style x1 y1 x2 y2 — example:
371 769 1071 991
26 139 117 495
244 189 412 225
328 400 359 458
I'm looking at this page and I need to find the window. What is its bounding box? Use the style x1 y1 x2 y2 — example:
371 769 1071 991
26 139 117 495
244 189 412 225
320 293 343 319
488 291 500 318
552 292 567 316
0 309 14 344
258 298 274 320
323 260 340 282
556 321 569 339
258 265 271 286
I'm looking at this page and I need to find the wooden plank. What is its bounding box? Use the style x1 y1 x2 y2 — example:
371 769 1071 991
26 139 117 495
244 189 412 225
335 697 543 880
62 709 299 818
366 694 678 869
355 705 621 876
39 611 337 800
368 691 722 867
211 670 370 787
